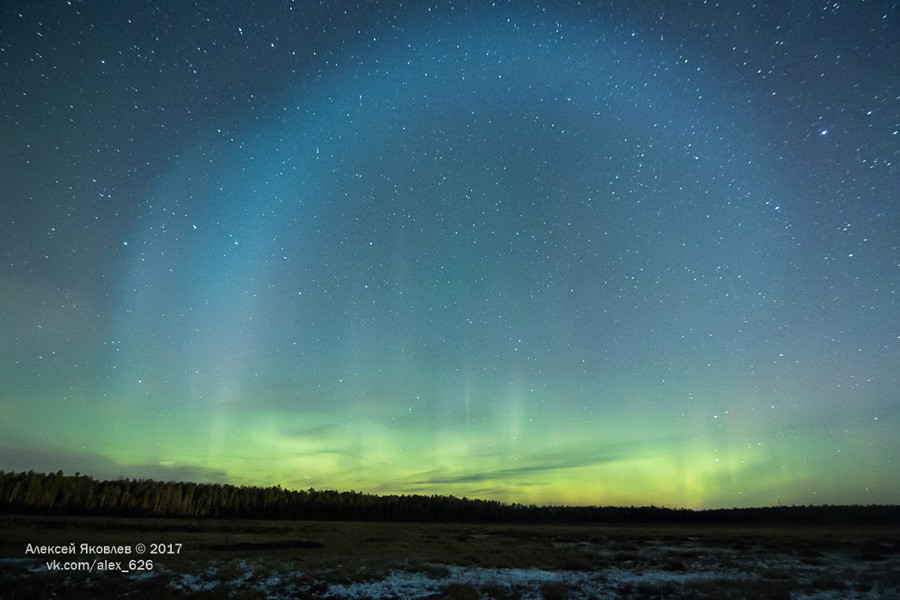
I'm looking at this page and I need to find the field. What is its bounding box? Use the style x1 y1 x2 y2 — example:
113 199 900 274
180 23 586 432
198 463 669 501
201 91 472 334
2 515 899 599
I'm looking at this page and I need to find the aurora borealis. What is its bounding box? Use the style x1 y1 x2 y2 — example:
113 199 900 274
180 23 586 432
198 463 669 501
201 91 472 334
1 1 898 509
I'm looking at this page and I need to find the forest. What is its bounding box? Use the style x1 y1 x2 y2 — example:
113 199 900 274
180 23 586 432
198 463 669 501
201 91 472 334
1 470 897 525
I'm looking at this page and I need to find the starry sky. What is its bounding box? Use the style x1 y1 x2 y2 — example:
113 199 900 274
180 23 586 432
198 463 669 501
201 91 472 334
1 1 898 509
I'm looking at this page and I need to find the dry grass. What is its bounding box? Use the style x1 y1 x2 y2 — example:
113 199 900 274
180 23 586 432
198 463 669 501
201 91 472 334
1 515 899 598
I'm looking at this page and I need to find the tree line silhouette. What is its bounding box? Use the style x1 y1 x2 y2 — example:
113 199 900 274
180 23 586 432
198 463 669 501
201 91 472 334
2 470 897 525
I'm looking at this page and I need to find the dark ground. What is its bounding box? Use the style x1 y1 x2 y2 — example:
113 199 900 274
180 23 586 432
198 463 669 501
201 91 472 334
2 514 899 599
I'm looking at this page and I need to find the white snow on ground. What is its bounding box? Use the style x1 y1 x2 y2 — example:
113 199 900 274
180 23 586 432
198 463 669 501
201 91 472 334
123 568 157 582
4 545 898 599
173 559 302 599
169 570 220 593
320 561 899 600
325 569 446 599
322 564 754 600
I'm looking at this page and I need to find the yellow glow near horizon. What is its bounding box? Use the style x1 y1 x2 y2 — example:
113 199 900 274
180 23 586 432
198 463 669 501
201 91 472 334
1 390 893 509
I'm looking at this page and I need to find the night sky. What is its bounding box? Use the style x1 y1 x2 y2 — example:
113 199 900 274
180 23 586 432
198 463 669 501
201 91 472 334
2 1 898 509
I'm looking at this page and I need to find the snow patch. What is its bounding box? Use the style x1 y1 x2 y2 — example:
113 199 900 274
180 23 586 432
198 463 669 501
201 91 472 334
324 565 614 599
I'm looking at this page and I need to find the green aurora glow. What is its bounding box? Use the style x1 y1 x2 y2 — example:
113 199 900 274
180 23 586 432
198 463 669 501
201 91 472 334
1 1 897 508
